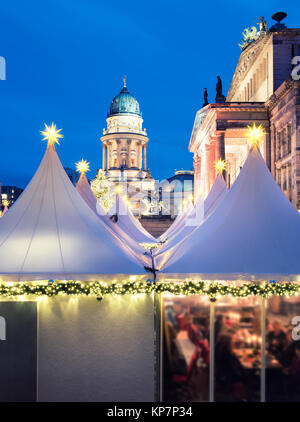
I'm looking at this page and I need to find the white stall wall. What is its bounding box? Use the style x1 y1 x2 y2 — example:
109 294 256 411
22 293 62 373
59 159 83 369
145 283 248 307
38 295 155 402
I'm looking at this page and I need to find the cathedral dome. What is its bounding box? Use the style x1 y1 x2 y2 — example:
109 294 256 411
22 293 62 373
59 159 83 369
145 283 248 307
109 77 141 117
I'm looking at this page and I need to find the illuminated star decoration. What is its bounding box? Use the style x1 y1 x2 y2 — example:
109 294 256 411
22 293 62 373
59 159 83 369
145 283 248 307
247 123 265 147
115 184 122 194
2 200 9 207
41 123 63 147
214 159 226 174
75 159 90 174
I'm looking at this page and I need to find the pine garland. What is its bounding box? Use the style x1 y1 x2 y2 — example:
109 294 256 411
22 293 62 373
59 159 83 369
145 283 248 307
0 280 299 299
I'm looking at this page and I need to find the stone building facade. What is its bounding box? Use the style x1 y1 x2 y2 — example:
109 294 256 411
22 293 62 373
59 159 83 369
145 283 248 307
190 16 300 208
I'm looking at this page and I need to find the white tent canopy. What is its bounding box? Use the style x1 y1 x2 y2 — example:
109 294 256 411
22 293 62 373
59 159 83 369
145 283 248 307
202 173 228 219
109 195 158 244
0 143 147 281
159 202 194 242
76 172 106 216
76 172 148 254
157 146 300 281
155 173 227 255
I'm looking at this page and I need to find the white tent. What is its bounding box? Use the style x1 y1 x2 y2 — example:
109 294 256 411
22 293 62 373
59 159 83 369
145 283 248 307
76 172 106 216
202 173 228 219
155 173 227 255
109 195 158 244
159 202 194 242
0 142 147 281
76 172 149 253
157 146 300 281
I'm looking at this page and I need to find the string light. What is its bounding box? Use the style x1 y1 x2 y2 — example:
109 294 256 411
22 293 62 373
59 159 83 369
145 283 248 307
41 123 63 146
0 280 299 299
115 184 123 194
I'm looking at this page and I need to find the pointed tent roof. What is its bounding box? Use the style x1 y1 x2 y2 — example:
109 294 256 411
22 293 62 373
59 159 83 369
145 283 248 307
203 173 228 218
76 172 149 254
0 143 146 281
155 174 227 255
159 202 194 242
109 195 158 244
76 172 105 216
158 146 300 281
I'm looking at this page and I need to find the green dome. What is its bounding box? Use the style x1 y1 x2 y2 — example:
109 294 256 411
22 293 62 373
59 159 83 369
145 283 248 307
109 81 141 117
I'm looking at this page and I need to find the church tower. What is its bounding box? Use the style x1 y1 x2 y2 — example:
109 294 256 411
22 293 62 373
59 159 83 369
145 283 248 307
98 77 155 215
101 77 151 183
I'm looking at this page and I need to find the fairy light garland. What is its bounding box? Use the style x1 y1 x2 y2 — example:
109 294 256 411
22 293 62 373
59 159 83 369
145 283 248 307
0 280 300 299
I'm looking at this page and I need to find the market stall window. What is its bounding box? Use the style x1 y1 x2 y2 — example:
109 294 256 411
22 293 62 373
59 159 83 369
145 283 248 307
266 296 300 402
162 295 210 402
214 296 262 402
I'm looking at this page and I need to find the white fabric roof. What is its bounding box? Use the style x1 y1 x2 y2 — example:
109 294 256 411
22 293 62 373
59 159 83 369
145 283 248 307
76 173 148 254
76 172 106 216
203 173 228 218
0 144 146 281
109 195 158 244
159 202 194 242
156 174 227 255
157 146 300 281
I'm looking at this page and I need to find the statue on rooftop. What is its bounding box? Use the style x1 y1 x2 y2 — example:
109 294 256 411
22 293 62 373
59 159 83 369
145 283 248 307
215 76 226 103
257 17 267 32
238 26 259 50
203 88 208 107
216 76 222 96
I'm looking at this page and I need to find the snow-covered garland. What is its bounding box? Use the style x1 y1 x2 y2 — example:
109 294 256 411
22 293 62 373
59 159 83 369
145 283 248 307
0 280 300 299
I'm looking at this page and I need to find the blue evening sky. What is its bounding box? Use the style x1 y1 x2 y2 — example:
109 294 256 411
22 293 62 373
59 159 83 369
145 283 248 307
0 0 298 187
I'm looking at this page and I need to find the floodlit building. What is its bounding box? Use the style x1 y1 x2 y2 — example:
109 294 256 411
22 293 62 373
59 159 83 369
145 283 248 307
94 77 155 215
190 13 300 207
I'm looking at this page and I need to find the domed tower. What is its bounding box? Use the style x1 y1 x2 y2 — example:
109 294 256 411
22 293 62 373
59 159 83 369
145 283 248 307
101 77 150 183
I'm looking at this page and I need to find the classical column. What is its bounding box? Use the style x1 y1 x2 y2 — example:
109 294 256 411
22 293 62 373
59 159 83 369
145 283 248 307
215 131 225 161
210 142 216 186
116 139 121 168
106 142 111 169
102 144 107 170
143 145 147 171
137 142 142 169
200 151 206 198
205 143 211 197
193 154 201 201
127 139 132 167
263 127 271 171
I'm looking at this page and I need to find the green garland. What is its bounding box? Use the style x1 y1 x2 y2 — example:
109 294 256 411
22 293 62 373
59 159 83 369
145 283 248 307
0 280 300 299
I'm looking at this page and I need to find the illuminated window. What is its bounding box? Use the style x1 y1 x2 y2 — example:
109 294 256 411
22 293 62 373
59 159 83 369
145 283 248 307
161 291 300 402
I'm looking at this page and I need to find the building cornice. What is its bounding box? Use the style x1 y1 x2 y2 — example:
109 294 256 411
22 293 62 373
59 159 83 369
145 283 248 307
189 102 268 154
227 32 272 101
266 78 300 110
101 132 149 144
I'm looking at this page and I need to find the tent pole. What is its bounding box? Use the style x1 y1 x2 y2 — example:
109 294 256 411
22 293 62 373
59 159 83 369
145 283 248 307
154 292 163 402
159 294 163 402
209 300 215 402
261 296 266 402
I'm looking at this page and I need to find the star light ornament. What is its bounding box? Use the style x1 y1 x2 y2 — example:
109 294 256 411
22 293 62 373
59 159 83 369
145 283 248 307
2 200 9 207
75 159 90 174
41 123 63 147
247 123 266 147
214 159 226 174
115 185 123 194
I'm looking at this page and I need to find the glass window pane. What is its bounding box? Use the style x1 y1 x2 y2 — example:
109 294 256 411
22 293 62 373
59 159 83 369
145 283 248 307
162 295 210 401
266 296 300 402
214 296 262 402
